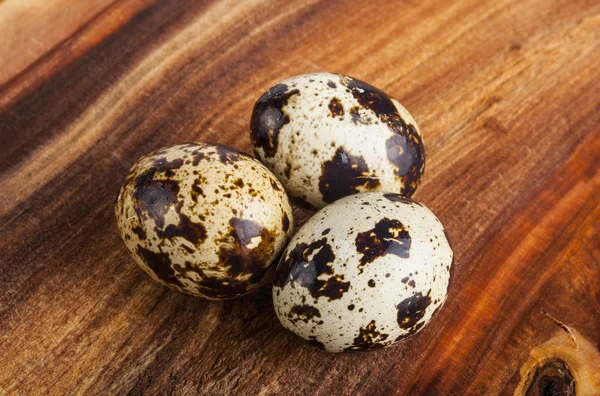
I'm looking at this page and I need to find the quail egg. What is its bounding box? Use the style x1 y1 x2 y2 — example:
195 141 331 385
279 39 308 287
250 72 425 210
115 143 294 299
272 191 452 352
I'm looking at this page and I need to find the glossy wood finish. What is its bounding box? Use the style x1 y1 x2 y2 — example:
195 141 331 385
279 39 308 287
1 0 599 394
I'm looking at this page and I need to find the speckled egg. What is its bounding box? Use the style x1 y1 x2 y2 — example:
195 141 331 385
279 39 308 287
250 72 425 210
115 143 294 299
272 192 452 352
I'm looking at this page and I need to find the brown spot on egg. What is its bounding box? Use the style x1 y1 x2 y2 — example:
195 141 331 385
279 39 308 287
396 291 432 330
270 179 281 191
215 144 242 164
340 75 403 125
136 246 185 289
349 106 370 125
327 80 336 88
383 192 414 205
318 147 380 203
214 218 276 297
155 212 207 245
275 238 350 300
181 245 195 254
282 213 290 232
340 76 425 196
386 131 425 197
251 83 300 158
288 305 321 323
133 168 179 229
153 157 184 178
355 218 411 272
191 150 206 166
190 184 204 202
345 320 389 351
132 226 146 240
328 97 344 118
395 322 425 341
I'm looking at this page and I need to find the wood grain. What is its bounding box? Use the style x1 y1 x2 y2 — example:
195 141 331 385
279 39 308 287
1 0 599 394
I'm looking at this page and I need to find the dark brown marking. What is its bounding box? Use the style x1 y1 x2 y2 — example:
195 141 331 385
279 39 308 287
274 237 349 300
181 245 195 254
355 218 411 272
155 212 207 245
328 97 344 117
136 246 184 289
340 75 425 197
395 322 425 341
191 150 206 166
318 147 380 203
349 106 370 125
234 178 244 187
345 320 389 351
282 212 290 232
270 179 281 191
368 279 376 287
396 291 432 330
327 80 336 88
348 304 355 310
288 305 321 323
386 132 425 197
250 83 300 158
153 157 184 178
211 218 277 298
524 359 575 396
214 144 242 164
190 184 204 202
383 192 415 205
133 168 179 229
322 228 331 236
132 226 146 240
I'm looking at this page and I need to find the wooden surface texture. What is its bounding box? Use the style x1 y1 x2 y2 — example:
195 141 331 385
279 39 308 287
1 0 599 394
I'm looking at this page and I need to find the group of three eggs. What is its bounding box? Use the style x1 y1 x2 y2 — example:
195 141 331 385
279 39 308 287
115 72 454 352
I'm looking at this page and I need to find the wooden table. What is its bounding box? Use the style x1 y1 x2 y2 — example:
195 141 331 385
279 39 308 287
1 0 599 394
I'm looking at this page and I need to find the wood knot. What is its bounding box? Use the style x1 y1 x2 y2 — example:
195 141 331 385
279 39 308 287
524 359 575 396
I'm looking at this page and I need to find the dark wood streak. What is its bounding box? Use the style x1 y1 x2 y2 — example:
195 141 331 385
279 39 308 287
1 0 599 394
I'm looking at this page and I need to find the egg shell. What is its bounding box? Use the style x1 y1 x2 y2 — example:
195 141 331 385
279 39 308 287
272 192 453 352
115 142 294 299
250 72 425 210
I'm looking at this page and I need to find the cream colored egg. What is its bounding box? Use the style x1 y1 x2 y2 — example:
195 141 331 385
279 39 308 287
250 73 425 210
115 143 294 299
272 192 452 352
